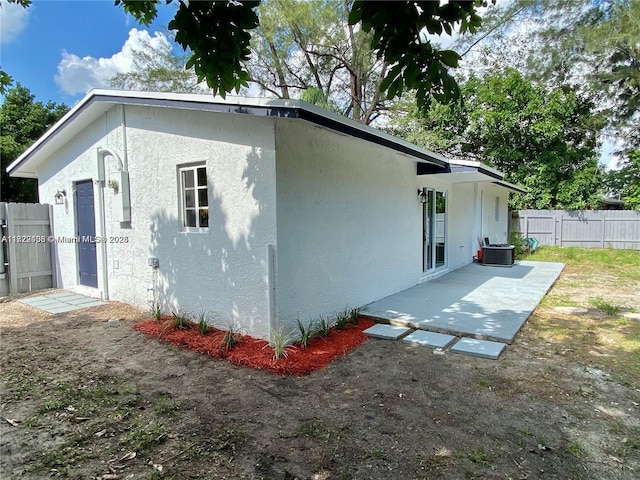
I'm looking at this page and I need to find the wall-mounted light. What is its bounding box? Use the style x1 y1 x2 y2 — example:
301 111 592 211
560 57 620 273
417 189 427 204
54 189 67 205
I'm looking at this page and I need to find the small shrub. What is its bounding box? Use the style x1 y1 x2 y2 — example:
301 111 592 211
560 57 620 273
317 315 330 337
348 307 361 325
510 230 526 259
296 316 314 349
196 310 210 336
219 322 241 351
170 308 190 329
149 300 162 322
271 324 296 361
335 310 349 330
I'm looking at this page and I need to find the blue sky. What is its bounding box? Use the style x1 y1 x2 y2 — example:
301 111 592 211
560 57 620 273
0 0 619 169
1 0 178 105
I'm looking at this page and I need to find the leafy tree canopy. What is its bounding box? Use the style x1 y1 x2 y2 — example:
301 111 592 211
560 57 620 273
109 0 484 110
390 68 606 210
0 84 69 202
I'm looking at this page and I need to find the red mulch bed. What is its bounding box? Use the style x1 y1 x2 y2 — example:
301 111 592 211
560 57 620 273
134 317 375 376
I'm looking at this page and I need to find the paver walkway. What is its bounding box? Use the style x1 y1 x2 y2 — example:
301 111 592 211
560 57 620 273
19 292 106 314
361 260 564 344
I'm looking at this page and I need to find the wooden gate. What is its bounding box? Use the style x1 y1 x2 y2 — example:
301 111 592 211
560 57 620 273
0 202 55 296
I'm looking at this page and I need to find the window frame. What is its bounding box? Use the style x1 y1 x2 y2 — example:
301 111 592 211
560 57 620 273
178 163 209 233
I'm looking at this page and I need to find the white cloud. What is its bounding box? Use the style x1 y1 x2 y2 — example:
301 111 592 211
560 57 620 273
0 1 31 44
54 28 172 95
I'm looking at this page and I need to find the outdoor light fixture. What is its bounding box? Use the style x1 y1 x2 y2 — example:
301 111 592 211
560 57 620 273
54 189 67 205
418 189 427 204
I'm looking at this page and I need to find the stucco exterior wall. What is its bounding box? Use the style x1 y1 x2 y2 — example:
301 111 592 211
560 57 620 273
479 183 510 245
38 105 277 340
274 119 422 328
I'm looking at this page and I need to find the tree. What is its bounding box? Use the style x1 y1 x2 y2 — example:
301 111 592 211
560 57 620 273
113 0 483 109
605 149 640 209
247 0 386 124
390 69 606 210
109 35 210 94
0 85 69 202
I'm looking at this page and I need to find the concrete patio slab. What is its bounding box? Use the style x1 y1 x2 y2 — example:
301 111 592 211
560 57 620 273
402 330 456 349
450 338 506 360
361 260 564 343
18 292 105 313
363 324 412 340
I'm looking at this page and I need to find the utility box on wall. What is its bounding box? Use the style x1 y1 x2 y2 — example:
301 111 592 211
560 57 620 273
108 170 131 223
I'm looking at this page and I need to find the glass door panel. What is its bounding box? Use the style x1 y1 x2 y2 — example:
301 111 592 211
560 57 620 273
422 188 447 272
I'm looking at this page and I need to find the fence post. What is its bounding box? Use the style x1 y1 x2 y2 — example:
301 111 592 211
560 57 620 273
523 211 529 238
600 211 606 248
6 204 18 294
558 211 563 247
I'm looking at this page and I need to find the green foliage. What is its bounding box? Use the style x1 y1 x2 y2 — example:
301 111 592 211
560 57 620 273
109 36 206 94
349 1 482 109
113 0 483 111
334 310 349 330
219 323 241 352
590 298 623 316
149 300 163 322
169 307 190 329
270 324 295 361
605 149 640 210
316 315 330 337
391 69 605 210
1 84 69 202
170 1 260 96
509 231 526 259
296 316 314 349
196 310 210 336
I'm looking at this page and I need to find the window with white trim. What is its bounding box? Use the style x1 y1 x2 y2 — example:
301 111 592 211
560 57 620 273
179 164 209 230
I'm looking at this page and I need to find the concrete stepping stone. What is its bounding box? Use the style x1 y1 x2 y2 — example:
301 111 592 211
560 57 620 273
450 338 506 360
363 324 412 340
554 306 588 314
402 330 456 349
623 312 640 321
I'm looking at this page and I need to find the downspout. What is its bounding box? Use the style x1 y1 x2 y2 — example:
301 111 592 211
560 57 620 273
94 156 109 301
95 147 124 301
121 105 129 171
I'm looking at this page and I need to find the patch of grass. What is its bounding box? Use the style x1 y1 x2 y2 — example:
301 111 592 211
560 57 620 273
466 446 489 465
123 419 167 453
155 395 179 417
566 441 584 457
368 447 388 460
589 297 623 316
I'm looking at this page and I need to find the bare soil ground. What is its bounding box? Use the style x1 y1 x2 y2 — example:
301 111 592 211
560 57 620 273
1 265 639 480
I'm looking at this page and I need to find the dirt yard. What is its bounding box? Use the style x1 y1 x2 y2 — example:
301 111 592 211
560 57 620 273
1 258 639 479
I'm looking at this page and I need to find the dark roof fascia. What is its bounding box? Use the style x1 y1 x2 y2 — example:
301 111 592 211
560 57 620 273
8 91 449 175
417 161 503 179
297 109 448 171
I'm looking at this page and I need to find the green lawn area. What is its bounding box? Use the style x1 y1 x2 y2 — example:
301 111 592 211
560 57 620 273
525 246 640 386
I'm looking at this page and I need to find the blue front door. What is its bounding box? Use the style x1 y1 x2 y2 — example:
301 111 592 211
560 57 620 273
76 180 98 288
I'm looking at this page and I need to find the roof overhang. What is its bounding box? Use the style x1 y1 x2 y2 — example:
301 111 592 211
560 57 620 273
419 156 527 193
8 89 449 178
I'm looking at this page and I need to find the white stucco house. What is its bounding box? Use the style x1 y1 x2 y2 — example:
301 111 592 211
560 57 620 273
7 90 524 341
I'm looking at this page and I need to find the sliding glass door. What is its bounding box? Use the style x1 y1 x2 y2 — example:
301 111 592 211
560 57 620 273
422 188 447 272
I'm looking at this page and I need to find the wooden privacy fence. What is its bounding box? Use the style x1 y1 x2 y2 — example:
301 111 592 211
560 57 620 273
0 202 55 296
513 210 640 250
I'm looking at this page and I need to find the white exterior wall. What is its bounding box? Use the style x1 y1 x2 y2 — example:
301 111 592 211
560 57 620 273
38 106 277 339
479 183 510 245
274 119 422 328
